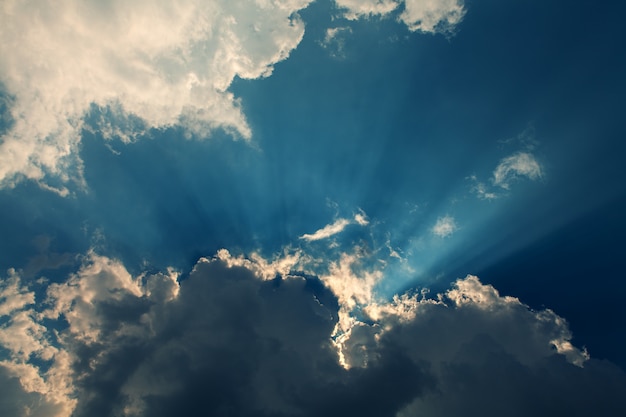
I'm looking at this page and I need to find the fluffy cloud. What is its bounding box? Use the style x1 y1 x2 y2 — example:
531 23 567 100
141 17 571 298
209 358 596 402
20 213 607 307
0 0 468 192
1 248 625 416
300 213 369 241
0 0 312 191
335 0 465 35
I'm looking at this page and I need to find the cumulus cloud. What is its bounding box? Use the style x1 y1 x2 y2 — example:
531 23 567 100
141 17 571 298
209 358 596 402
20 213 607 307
432 215 457 237
334 0 465 35
400 0 465 34
1 247 625 416
0 0 312 190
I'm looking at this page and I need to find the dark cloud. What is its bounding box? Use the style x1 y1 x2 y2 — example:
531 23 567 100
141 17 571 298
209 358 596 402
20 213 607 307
2 253 616 417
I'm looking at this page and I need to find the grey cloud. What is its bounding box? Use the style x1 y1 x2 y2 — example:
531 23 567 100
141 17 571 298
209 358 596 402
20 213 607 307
2 252 626 416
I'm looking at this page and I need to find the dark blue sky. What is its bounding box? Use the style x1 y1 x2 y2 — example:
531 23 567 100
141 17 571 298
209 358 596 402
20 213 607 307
1 0 626 415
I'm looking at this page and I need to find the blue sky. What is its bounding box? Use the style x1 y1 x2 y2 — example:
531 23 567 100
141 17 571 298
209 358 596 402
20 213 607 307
1 0 626 415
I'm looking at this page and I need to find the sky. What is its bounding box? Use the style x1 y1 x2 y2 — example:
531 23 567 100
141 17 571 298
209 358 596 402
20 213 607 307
1 0 626 415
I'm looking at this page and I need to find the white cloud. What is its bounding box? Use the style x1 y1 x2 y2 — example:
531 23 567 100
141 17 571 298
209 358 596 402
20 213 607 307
400 0 465 34
0 273 76 417
469 151 543 199
492 152 543 189
334 0 466 35
300 213 369 241
334 0 400 20
432 215 457 238
0 0 313 190
300 218 352 241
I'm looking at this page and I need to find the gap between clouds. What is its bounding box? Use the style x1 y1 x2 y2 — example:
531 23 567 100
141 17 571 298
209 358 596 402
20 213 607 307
2 243 625 417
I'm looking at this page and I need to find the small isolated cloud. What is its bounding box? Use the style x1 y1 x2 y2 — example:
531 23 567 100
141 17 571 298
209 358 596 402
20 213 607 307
334 0 465 35
300 212 369 241
334 0 400 20
432 215 457 238
354 210 370 226
493 152 543 189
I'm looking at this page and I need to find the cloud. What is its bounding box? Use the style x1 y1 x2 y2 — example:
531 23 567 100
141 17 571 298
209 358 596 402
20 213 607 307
1 247 625 416
493 152 543 189
320 26 353 59
0 273 76 417
0 0 313 190
334 0 466 35
300 212 369 241
469 151 543 199
400 0 466 34
432 215 457 237
334 0 400 20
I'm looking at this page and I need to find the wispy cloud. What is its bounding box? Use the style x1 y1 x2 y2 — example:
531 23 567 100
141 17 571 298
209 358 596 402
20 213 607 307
469 151 543 199
300 212 369 241
493 152 543 189
320 27 353 59
300 218 352 242
432 215 457 238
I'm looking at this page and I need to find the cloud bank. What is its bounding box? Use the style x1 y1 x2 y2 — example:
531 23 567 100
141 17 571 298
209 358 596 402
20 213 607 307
1 245 625 416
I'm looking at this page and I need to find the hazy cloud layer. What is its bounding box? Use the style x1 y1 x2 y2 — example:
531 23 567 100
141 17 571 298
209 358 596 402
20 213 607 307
1 246 624 416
